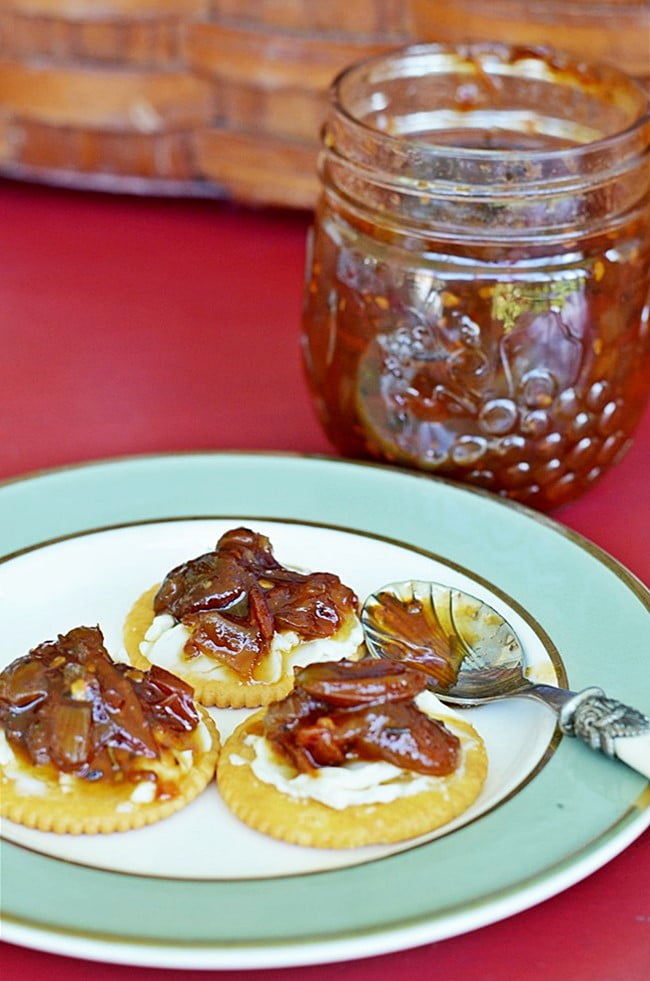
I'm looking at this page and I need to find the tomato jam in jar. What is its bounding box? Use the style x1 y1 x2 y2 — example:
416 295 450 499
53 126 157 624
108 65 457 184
301 44 650 510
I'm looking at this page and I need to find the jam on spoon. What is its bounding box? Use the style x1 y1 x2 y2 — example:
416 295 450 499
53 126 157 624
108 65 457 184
361 580 650 778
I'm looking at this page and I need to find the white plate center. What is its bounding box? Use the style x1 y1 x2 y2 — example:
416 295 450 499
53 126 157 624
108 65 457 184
0 518 559 879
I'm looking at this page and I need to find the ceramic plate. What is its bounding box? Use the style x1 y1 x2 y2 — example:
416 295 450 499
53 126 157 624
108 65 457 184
1 453 648 968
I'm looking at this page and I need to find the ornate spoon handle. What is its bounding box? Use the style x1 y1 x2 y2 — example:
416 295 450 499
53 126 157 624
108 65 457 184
556 687 650 779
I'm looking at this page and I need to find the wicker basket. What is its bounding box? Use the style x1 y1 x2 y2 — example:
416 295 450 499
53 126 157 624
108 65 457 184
0 0 647 207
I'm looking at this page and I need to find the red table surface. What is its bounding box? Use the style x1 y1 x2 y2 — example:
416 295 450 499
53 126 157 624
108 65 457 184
1 180 648 980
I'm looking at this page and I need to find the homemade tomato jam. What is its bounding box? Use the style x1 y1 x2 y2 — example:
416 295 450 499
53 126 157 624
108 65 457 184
301 43 650 510
264 659 460 775
155 527 358 679
0 626 200 790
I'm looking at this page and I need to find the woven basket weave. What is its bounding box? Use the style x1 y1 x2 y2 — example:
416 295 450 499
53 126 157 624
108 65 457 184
0 0 647 208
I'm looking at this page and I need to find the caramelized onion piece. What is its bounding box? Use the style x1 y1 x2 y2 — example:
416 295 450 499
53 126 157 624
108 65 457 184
0 657 48 709
264 659 460 776
47 699 92 769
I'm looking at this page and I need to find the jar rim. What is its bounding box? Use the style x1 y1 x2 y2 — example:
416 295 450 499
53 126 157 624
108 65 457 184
328 41 650 164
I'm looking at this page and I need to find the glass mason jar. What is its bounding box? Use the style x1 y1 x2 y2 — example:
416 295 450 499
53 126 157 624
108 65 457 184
301 43 650 511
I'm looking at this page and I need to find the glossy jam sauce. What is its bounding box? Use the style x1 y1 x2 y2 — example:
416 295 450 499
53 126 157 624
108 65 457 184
301 44 650 510
0 626 200 791
263 658 460 776
363 589 466 688
154 527 359 679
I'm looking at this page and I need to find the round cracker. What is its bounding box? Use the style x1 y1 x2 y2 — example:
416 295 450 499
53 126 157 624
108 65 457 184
217 710 487 848
123 585 362 708
0 707 220 834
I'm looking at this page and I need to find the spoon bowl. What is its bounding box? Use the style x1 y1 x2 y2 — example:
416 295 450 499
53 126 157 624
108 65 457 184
361 579 539 705
361 580 650 778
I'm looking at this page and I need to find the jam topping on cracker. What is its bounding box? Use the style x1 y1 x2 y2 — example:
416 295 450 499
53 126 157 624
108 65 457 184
0 625 200 789
263 659 460 776
153 527 359 679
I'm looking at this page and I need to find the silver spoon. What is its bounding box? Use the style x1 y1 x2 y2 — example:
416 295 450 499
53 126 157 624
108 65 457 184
361 580 650 779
